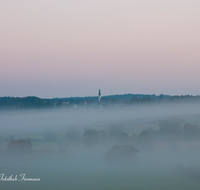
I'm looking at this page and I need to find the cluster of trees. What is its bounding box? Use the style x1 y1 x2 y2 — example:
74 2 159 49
140 118 200 141
0 97 52 109
2 118 200 147
34 118 200 146
83 129 108 147
130 95 200 104
169 95 200 102
1 94 200 110
64 124 152 149
130 96 155 104
81 126 155 151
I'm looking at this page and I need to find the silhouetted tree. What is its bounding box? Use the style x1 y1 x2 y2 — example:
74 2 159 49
158 118 183 140
159 94 164 101
83 129 99 147
56 100 63 107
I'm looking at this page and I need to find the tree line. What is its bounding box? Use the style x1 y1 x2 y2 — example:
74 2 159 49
1 94 200 110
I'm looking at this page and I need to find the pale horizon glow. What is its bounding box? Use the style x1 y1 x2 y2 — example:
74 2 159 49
0 0 200 98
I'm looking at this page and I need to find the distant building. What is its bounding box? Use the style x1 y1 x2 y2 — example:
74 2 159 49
98 89 101 101
7 140 32 151
104 145 140 164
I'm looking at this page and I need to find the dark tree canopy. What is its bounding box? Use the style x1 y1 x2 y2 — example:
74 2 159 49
83 129 99 147
158 118 183 135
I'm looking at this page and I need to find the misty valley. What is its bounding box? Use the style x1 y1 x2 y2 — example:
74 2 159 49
1 103 200 190
1 0 200 189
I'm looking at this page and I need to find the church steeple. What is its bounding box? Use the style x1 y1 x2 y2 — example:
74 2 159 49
98 89 101 101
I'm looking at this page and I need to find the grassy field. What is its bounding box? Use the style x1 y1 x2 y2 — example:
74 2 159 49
1 145 200 190
1 166 200 190
1 110 200 189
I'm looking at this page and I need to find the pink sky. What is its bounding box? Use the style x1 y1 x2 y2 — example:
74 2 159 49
0 0 200 98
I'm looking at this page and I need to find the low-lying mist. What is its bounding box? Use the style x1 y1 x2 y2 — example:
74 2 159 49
1 103 200 189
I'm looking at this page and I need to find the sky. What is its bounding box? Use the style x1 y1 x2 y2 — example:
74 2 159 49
0 0 200 98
